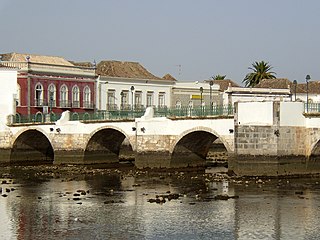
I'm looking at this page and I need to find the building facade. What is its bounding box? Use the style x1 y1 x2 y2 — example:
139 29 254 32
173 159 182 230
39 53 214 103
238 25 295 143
93 60 176 111
0 53 96 122
171 81 221 108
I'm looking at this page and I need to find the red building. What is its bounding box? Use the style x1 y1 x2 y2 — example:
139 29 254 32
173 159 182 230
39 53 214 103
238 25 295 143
0 53 96 121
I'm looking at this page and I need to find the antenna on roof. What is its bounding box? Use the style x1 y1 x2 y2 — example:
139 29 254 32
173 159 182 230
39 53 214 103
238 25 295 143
175 64 181 77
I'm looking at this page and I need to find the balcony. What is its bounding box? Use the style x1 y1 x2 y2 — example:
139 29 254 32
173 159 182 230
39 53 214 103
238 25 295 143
120 104 131 110
34 99 45 107
60 100 71 108
106 104 118 111
72 101 80 108
83 101 94 109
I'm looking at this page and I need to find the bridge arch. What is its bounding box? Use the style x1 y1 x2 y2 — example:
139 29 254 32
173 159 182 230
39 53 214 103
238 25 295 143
11 128 54 164
169 126 230 168
310 138 320 160
84 126 134 164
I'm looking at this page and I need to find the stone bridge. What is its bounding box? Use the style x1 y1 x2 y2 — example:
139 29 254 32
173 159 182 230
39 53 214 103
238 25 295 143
0 109 234 169
2 102 320 176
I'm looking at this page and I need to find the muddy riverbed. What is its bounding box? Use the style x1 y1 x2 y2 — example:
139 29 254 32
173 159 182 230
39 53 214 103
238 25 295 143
1 164 320 239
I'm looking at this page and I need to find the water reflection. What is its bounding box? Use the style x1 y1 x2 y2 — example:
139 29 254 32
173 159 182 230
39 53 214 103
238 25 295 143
1 167 320 239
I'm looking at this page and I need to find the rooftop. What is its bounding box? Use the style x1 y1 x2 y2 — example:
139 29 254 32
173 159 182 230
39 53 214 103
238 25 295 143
205 79 240 91
0 52 74 66
96 60 164 80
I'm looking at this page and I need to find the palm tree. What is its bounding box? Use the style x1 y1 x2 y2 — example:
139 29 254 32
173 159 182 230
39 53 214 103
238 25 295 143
211 74 226 80
243 61 276 87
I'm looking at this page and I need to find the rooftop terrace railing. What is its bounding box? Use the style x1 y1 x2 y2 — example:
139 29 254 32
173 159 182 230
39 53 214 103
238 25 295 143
0 61 95 77
9 105 234 124
304 103 320 113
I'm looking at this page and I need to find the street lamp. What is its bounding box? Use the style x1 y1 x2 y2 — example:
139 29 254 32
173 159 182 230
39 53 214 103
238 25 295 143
306 75 310 112
209 81 213 112
120 91 124 110
293 80 297 101
130 86 135 111
200 87 203 115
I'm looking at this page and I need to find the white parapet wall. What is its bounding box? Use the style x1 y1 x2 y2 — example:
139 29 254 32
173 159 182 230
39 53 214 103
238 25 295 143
237 102 274 126
0 69 17 126
280 102 305 127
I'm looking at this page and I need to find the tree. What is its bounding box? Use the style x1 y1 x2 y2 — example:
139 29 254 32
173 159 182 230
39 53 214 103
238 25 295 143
211 74 226 80
243 61 276 87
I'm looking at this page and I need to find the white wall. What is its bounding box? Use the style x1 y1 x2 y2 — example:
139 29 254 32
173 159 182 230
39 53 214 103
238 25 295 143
280 102 305 126
97 77 174 111
237 102 274 125
0 69 17 124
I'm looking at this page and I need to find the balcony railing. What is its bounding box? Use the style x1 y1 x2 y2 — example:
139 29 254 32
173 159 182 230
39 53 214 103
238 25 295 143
72 101 80 108
106 104 118 111
120 104 131 110
60 100 71 108
34 99 45 107
304 103 320 113
83 101 94 109
0 61 95 77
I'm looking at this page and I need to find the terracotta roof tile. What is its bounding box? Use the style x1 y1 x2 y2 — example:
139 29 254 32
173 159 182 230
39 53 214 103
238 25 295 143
255 78 306 93
96 60 161 80
0 52 74 66
162 73 176 81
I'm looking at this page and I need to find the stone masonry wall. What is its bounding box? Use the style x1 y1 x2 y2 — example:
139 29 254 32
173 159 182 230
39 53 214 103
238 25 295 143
235 125 307 157
235 125 278 156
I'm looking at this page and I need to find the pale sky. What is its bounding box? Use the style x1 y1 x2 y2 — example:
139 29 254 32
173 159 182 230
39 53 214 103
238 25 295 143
1 0 320 85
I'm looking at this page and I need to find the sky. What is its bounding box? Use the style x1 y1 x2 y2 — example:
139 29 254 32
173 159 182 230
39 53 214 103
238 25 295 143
1 0 320 85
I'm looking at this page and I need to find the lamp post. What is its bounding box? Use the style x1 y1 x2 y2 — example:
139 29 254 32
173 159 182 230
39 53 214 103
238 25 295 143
130 86 135 112
293 80 297 101
200 87 203 115
209 81 213 113
306 75 310 112
49 91 53 121
120 91 124 110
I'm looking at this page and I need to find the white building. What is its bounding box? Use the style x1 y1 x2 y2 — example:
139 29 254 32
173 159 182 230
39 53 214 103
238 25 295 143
224 85 292 105
171 81 221 108
95 61 175 111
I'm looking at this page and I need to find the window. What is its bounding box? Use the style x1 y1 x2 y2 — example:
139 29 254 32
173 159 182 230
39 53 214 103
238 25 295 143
146 91 153 107
158 92 165 108
120 91 129 110
48 84 56 108
60 85 68 108
175 100 181 109
83 86 91 108
72 85 80 108
35 83 44 106
134 91 142 109
107 90 116 110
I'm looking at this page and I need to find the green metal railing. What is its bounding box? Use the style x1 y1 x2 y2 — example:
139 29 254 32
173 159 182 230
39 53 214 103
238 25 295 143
153 105 234 118
304 103 320 113
10 105 234 124
11 113 61 124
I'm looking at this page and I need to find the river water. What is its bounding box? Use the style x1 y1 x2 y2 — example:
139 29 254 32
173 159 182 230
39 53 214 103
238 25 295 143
1 164 320 240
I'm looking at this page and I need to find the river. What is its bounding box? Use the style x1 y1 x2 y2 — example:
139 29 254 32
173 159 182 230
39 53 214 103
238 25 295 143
0 164 320 240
